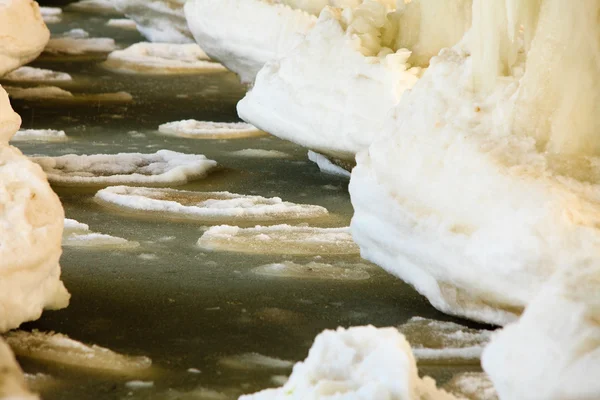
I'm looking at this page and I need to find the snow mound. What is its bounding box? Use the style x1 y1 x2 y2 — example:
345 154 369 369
5 330 152 374
158 120 263 139
32 150 217 187
113 0 193 44
197 224 359 255
239 325 455 399
4 85 133 103
11 129 68 142
66 0 121 15
0 0 49 77
230 149 291 158
45 29 117 55
106 18 138 30
252 261 370 281
62 218 140 249
40 6 62 24
398 317 491 363
444 373 497 400
2 67 72 83
0 338 37 400
219 353 294 370
103 42 225 74
95 186 329 222
308 150 350 178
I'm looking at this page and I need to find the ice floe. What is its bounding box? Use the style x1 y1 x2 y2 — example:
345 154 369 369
63 218 140 249
45 29 117 55
4 330 152 374
230 149 290 159
252 261 370 281
66 0 121 15
308 150 350 178
40 6 62 24
4 85 133 103
103 42 224 74
219 353 294 370
2 66 72 83
0 338 37 400
95 186 329 222
444 373 497 400
32 150 217 187
158 120 263 139
106 18 138 30
197 224 359 255
11 129 68 142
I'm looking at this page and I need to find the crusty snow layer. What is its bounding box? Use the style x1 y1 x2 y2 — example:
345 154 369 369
63 218 139 249
0 86 69 333
45 29 117 55
0 0 49 77
158 120 263 139
197 224 359 255
11 129 67 142
2 66 72 82
240 325 456 399
103 42 225 75
95 186 329 222
0 338 38 400
31 150 217 187
114 0 193 43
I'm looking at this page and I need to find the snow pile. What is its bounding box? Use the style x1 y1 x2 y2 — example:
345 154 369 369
158 120 263 139
66 0 121 15
240 325 455 399
62 218 140 249
106 18 137 30
31 150 217 187
0 0 49 77
197 224 359 255
219 353 294 370
40 6 62 24
45 29 117 55
5 330 152 374
0 338 38 400
252 261 371 280
103 42 224 74
4 85 133 103
95 186 329 222
11 129 68 142
308 150 350 178
2 66 72 83
113 0 193 44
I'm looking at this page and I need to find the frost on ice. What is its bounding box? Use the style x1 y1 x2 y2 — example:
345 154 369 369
11 129 67 142
218 353 294 370
197 224 359 255
252 261 370 281
63 218 140 249
95 186 329 222
4 85 133 103
44 29 117 56
31 150 217 187
102 42 225 75
1 66 72 83
158 120 264 139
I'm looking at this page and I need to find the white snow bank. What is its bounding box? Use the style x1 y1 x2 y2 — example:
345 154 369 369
219 353 294 370
45 29 117 55
0 338 38 400
62 218 140 249
230 149 291 159
482 259 600 400
106 18 137 30
103 42 224 74
95 186 329 222
4 85 133 103
11 129 68 142
240 325 456 399
31 150 217 187
158 120 263 139
5 330 152 374
40 6 62 24
66 0 121 15
252 261 370 281
113 0 193 44
2 66 72 83
197 224 359 255
0 0 49 77
308 150 350 178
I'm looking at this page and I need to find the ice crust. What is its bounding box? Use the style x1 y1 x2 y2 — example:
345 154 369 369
45 29 117 55
11 129 67 142
95 186 329 222
31 150 217 187
62 218 140 249
197 224 359 255
252 261 371 281
158 120 263 139
2 66 72 82
103 42 225 75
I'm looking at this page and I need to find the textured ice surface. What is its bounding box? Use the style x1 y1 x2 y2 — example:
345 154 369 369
4 85 133 103
95 186 328 222
62 218 140 249
103 42 225 74
45 29 117 55
11 129 67 142
219 353 294 370
158 120 263 139
308 151 350 178
252 261 370 281
2 66 72 82
197 224 359 255
31 150 217 187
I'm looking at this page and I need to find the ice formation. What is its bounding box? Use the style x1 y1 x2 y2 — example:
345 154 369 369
158 120 263 139
4 85 133 103
63 218 140 249
444 373 497 400
0 338 37 399
103 42 225 74
230 149 291 159
11 129 67 142
44 29 117 55
0 0 49 77
252 261 371 281
31 150 217 187
5 330 152 374
197 224 359 255
113 0 193 44
308 151 350 178
40 6 61 24
95 186 329 222
240 325 455 399
219 353 294 370
2 66 72 83
66 0 120 15
106 18 137 30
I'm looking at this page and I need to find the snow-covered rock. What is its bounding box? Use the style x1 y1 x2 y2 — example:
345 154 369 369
2 66 72 83
158 120 263 139
0 0 49 77
62 218 139 249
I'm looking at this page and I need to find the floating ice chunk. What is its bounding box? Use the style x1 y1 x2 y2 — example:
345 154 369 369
2 67 72 83
444 373 497 400
0 0 49 77
32 150 217 187
106 18 138 30
62 218 140 249
158 120 263 139
125 380 154 389
40 6 62 24
4 85 133 103
103 42 224 74
0 338 37 400
219 353 294 370
45 30 117 55
230 149 291 158
11 129 67 142
308 150 350 178
252 261 370 281
398 317 492 363
239 325 456 399
4 330 152 374
197 224 359 255
66 0 121 15
95 186 328 222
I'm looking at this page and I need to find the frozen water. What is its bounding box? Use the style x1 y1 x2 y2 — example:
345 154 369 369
11 129 67 142
63 218 140 249
219 353 294 370
252 261 370 281
158 120 263 139
4 85 133 103
2 66 72 82
230 149 290 158
308 151 350 178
